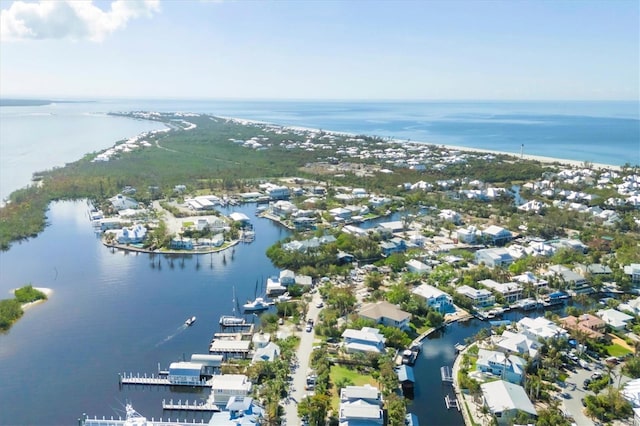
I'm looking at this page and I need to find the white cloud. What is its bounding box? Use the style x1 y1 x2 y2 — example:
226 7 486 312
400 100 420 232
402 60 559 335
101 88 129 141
0 0 160 42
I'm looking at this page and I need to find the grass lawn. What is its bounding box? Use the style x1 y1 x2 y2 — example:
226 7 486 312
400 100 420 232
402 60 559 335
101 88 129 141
329 365 378 411
606 343 632 357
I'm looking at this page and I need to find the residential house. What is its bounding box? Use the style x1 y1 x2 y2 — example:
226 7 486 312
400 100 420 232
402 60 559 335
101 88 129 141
624 264 640 283
482 225 513 246
412 284 455 314
266 185 290 200
339 385 384 426
517 317 568 342
170 237 193 250
456 285 495 308
480 380 537 425
406 259 431 275
109 193 139 211
168 362 204 385
492 330 540 359
559 314 606 340
457 225 481 244
251 342 281 364
379 239 406 256
207 396 264 425
271 200 298 217
545 265 593 295
619 296 640 316
476 349 526 384
116 224 147 244
341 327 387 354
479 279 523 304
597 308 634 331
358 301 412 331
475 248 514 268
209 374 253 405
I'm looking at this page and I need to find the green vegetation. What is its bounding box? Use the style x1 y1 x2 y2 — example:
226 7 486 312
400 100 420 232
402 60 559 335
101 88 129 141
583 387 633 422
622 356 640 378
0 285 47 331
605 343 633 358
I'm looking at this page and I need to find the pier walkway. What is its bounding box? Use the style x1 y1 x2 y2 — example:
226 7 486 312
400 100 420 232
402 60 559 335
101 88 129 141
162 398 220 412
119 373 211 387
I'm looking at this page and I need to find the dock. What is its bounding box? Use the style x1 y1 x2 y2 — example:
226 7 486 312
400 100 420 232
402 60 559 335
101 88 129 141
119 373 210 387
162 398 220 412
440 366 454 383
444 394 460 411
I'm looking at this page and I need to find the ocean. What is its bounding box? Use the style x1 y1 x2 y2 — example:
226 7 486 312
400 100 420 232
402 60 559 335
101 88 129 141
0 99 637 424
1 99 638 201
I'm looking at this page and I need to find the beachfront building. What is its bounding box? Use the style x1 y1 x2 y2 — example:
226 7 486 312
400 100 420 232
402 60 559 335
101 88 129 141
341 327 387 354
476 349 526 384
339 385 384 426
475 248 514 268
456 285 495 308
479 279 523 304
115 224 147 244
209 374 253 405
170 237 194 250
412 284 455 314
480 380 537 425
358 301 412 331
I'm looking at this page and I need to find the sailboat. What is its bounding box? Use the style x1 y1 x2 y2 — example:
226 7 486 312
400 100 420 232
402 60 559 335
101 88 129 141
243 278 271 313
219 286 245 326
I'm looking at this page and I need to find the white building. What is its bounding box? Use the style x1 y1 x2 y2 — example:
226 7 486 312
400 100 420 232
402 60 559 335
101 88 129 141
339 385 384 426
475 248 514 268
341 327 387 354
412 284 455 314
597 308 634 330
479 279 523 303
517 317 568 342
480 380 537 425
456 285 495 307
209 374 253 404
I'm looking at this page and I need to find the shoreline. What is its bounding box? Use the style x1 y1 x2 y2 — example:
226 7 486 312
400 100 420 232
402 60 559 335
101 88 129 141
222 115 623 171
13 287 53 311
103 239 240 255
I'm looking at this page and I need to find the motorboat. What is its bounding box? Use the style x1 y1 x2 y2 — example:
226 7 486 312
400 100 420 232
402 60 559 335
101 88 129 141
219 315 245 326
185 316 196 326
243 297 271 312
276 292 292 302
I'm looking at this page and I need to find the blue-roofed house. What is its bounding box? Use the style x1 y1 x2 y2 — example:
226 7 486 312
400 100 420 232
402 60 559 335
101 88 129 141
207 396 264 425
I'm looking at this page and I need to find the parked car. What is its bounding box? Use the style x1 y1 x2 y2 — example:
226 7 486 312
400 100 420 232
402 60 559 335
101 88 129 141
583 379 592 389
316 301 324 308
305 324 312 332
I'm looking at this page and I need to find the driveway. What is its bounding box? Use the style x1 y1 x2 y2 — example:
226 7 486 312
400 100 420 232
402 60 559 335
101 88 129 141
282 291 323 425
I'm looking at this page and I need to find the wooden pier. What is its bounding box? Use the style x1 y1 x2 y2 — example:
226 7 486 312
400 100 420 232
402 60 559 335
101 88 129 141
162 398 220 412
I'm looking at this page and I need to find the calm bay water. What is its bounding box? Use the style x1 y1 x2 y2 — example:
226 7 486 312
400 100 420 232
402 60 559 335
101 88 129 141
0 99 633 424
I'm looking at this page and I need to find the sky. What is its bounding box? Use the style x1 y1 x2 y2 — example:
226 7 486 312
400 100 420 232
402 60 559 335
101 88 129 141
0 0 638 101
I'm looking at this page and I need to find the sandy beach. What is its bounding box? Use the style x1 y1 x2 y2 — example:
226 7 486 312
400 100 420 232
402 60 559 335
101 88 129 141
12 287 53 311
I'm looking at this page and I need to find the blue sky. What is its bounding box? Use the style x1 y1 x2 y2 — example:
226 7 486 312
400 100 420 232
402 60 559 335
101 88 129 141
0 0 638 100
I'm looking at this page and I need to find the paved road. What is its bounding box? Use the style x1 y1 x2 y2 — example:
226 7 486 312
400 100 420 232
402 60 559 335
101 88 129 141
283 291 323 426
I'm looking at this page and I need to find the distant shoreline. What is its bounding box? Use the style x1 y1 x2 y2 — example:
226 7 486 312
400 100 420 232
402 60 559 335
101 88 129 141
225 116 623 170
0 99 91 107
8 287 52 311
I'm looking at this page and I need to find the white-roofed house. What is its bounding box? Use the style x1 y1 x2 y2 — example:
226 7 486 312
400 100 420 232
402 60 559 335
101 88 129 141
209 374 253 405
341 327 387 354
251 342 281 364
412 283 455 314
109 194 139 211
456 285 495 308
475 248 514 268
479 279 523 303
482 225 513 246
624 263 640 283
339 384 384 426
476 349 526 384
406 259 431 275
492 330 540 359
480 380 537 425
517 317 568 342
597 308 634 331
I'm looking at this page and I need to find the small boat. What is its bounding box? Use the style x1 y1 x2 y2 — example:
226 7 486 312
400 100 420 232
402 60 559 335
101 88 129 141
243 297 270 312
219 315 245 326
276 292 292 302
185 316 196 326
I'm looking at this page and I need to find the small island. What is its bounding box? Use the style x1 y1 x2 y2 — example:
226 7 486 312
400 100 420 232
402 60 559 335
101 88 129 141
0 285 50 332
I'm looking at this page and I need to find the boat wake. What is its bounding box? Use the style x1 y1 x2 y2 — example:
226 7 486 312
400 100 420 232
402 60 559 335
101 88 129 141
154 325 187 347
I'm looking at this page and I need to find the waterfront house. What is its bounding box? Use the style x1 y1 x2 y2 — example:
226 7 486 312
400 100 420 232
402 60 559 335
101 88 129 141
517 317 568 342
339 385 384 425
480 380 537 425
209 339 252 360
479 279 523 304
207 396 264 425
597 308 634 331
109 193 138 211
358 301 411 331
266 185 290 200
559 314 607 340
116 224 147 244
341 327 387 354
395 365 415 398
209 374 252 405
475 248 513 268
492 330 540 359
170 237 193 250
456 285 495 308
412 284 455 314
544 264 592 295
618 296 640 316
476 349 526 384
251 342 281 364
